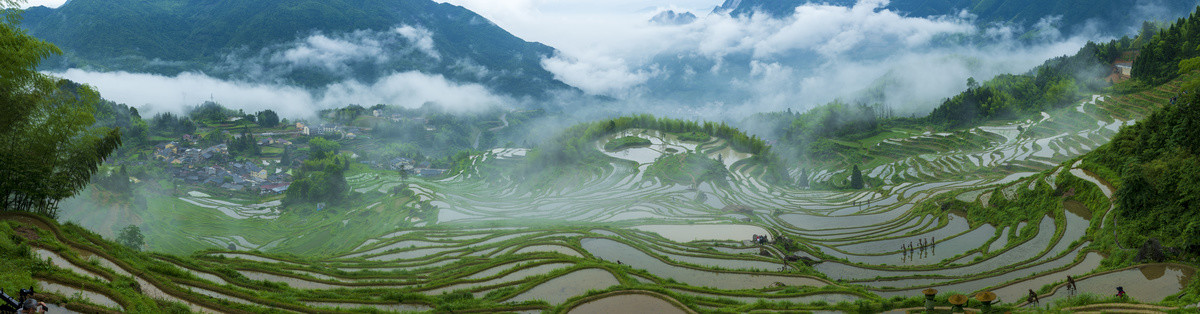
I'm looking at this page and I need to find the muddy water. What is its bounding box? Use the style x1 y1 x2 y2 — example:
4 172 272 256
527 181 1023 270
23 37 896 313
304 301 431 312
670 288 860 304
460 261 530 280
32 249 108 282
569 293 687 314
89 256 221 313
872 246 1096 295
159 259 229 285
828 213 985 266
654 248 779 271
988 226 1010 252
1039 264 1195 304
241 271 344 290
780 204 911 231
992 252 1104 303
426 263 575 295
632 224 770 243
712 246 760 254
341 240 450 259
38 281 122 310
949 252 982 264
508 268 620 305
583 238 825 289
212 253 300 265
336 258 457 273
366 246 455 261
817 216 1057 280
512 245 583 257
1034 201 1091 262
184 284 294 312
710 146 753 167
1069 169 1113 198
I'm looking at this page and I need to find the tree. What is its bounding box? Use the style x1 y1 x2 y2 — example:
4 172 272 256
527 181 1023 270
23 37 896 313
189 101 229 123
256 109 279 127
797 168 809 188
280 144 292 166
117 225 144 250
283 154 351 207
308 137 340 159
849 165 864 189
229 128 259 157
283 138 351 208
1 2 122 216
200 128 227 147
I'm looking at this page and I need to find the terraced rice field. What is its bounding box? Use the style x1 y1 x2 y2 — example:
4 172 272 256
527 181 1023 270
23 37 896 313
19 81 1199 313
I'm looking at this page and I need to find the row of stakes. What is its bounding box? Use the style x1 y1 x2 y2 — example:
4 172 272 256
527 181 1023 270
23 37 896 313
923 288 997 313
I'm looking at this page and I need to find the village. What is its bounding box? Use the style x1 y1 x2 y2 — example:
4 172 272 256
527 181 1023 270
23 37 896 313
147 113 451 195
151 135 294 195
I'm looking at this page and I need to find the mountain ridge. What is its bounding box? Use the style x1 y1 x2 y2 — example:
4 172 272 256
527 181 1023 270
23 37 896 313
713 0 1199 34
19 0 573 98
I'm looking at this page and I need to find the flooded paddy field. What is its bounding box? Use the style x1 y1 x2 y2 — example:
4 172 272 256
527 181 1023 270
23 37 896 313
25 90 1199 313
170 108 1186 313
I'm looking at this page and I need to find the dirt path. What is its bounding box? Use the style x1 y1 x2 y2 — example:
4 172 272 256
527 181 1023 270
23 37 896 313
489 112 509 132
474 112 510 149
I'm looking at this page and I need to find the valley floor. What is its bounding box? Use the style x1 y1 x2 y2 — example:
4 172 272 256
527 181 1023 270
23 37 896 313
7 74 1200 313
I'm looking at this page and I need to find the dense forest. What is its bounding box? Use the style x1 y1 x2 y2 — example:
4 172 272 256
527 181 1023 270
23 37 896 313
717 0 1199 34
927 43 1110 128
1132 7 1200 85
1089 90 1200 254
19 0 571 96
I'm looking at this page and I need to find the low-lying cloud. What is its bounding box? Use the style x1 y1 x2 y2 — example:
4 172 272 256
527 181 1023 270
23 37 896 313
218 25 443 84
274 33 388 73
49 0 1157 124
534 0 1098 117
54 69 506 118
394 25 440 60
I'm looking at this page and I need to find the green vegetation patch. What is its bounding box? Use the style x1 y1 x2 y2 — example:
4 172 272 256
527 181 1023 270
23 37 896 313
675 131 711 142
644 153 728 186
604 136 652 151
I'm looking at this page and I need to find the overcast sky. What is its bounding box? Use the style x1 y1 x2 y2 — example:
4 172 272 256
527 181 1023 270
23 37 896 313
29 0 1096 120
18 0 66 8
437 0 723 51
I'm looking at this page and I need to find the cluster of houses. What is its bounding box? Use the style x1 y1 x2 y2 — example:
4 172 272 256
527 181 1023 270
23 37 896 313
153 141 292 194
147 118 453 194
296 122 361 139
360 157 448 178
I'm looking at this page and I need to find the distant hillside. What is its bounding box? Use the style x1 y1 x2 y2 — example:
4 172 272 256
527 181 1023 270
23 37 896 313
713 0 1199 34
650 10 698 25
19 0 573 97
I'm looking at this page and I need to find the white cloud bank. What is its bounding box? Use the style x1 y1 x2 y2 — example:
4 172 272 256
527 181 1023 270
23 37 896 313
444 0 1105 117
54 69 505 118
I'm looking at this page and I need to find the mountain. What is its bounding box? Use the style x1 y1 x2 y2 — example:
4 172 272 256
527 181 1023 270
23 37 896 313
649 10 698 25
19 0 573 97
713 0 1199 34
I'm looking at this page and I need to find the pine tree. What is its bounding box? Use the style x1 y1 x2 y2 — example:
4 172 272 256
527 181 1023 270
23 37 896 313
280 145 292 166
797 168 809 188
850 165 864 189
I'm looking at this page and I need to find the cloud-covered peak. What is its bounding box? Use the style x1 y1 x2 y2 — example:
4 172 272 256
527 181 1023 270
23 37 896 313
650 10 698 25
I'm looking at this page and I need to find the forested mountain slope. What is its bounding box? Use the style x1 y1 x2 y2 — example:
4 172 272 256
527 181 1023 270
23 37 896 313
19 0 572 96
715 0 1198 34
